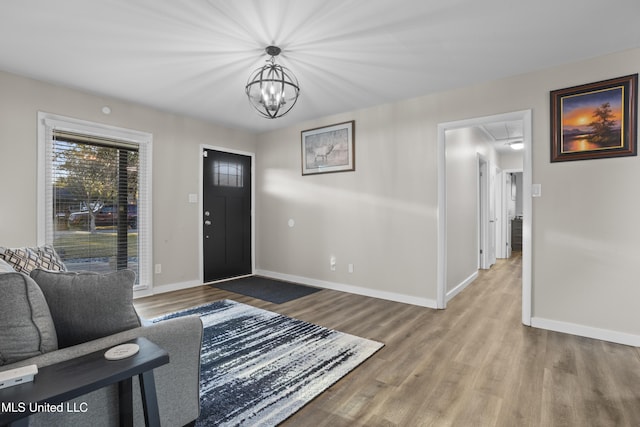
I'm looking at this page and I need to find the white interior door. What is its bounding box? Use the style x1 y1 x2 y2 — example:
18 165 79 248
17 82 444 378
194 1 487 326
495 168 504 259
488 164 497 267
478 156 488 269
505 173 513 258
478 157 496 269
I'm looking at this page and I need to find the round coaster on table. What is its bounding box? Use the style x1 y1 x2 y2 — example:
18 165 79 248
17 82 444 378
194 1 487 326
104 343 140 360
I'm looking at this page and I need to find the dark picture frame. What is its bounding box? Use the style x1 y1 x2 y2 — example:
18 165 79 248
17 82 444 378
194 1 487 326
301 120 355 175
550 74 637 162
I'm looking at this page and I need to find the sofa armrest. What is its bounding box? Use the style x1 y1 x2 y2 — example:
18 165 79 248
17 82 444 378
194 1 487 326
1 315 203 427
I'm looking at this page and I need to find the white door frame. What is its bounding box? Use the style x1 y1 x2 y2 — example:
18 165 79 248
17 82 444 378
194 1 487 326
437 110 532 326
495 167 505 259
488 163 497 267
199 144 256 285
477 154 489 269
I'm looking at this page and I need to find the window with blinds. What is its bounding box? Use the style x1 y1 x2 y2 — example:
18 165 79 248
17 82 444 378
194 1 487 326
38 113 152 289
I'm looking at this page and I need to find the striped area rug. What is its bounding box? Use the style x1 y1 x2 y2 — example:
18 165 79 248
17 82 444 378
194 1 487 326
154 299 383 426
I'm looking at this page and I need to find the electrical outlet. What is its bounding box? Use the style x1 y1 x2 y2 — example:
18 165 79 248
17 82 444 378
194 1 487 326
154 264 162 274
348 263 354 273
330 256 336 271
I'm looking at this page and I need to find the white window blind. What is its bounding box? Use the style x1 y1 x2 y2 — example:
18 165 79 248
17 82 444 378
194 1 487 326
38 113 153 290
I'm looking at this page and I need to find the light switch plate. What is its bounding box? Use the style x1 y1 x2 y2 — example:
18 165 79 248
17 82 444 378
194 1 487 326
532 184 542 197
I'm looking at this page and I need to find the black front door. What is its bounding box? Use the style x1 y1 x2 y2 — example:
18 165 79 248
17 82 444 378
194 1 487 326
202 149 252 282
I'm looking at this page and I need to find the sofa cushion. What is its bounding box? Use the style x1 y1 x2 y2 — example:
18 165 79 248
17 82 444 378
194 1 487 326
30 269 141 348
0 272 58 365
0 245 66 274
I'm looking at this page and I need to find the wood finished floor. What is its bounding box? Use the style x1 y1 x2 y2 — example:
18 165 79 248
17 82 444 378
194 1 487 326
134 254 640 426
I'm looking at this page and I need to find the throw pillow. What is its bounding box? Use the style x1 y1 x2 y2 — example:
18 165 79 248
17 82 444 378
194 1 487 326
0 245 66 274
30 269 141 348
34 245 67 272
0 272 58 365
0 258 15 272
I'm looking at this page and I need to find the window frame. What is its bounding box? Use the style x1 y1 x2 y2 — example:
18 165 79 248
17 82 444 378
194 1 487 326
37 112 153 291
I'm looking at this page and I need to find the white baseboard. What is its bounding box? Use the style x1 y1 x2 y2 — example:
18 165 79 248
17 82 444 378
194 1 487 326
133 279 202 299
135 270 438 308
446 271 478 303
531 317 640 347
256 269 438 308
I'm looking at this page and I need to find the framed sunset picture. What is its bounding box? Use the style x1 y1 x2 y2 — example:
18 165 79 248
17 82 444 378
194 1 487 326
550 74 637 162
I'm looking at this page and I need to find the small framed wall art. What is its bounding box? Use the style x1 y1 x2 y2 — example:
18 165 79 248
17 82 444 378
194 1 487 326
550 74 638 162
301 120 355 175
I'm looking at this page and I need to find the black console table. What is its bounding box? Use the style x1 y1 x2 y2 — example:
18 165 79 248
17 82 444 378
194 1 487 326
0 337 169 427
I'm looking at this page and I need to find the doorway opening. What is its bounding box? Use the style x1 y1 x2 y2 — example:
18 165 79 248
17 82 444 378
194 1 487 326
437 110 532 325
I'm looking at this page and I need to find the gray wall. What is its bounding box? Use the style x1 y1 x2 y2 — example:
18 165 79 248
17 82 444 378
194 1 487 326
255 47 640 340
255 99 436 304
0 70 257 291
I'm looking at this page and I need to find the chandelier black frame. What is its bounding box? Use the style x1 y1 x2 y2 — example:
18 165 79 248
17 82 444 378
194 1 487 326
245 46 300 119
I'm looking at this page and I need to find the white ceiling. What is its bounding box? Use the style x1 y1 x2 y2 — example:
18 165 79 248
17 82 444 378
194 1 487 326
482 120 524 153
1 0 639 133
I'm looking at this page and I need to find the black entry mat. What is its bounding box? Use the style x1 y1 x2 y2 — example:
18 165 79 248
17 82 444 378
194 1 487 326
212 276 322 304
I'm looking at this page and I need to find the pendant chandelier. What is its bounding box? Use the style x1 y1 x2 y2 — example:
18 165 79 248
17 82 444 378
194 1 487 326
245 46 300 119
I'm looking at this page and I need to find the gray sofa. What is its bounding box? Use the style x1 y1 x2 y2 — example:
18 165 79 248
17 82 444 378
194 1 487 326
0 249 203 427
